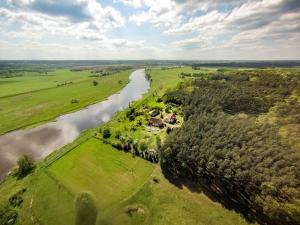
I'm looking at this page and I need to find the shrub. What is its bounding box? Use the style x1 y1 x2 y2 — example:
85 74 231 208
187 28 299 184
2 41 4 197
139 142 148 151
125 204 145 216
166 127 172 134
0 206 17 225
112 142 122 150
93 80 98 86
9 189 26 207
115 130 121 139
75 193 98 225
102 129 111 139
152 176 160 183
70 99 79 104
16 155 34 179
129 114 135 121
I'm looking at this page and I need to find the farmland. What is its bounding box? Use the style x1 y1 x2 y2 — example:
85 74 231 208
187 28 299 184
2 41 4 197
0 69 130 134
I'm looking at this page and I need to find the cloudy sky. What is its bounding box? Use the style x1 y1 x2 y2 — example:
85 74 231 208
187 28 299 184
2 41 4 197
0 0 299 60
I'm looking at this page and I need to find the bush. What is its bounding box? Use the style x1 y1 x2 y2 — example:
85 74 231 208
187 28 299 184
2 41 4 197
125 204 145 216
16 155 34 179
9 189 26 207
166 127 172 134
112 141 122 150
139 142 148 151
0 206 17 225
70 99 79 104
93 80 98 86
102 129 111 139
75 193 98 225
115 130 121 139
129 114 135 121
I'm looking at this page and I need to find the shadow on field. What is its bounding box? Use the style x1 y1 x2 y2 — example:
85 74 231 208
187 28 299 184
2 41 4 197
161 169 270 225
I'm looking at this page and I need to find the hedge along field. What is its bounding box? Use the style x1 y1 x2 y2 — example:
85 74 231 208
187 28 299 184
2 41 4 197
0 70 130 134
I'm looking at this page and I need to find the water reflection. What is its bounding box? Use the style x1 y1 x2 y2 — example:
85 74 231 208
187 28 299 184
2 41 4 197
0 69 149 180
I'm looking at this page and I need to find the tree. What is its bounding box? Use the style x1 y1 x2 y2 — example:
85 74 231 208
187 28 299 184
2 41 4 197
139 142 148 151
75 192 98 225
102 128 111 139
156 136 162 149
16 155 34 179
115 130 121 139
93 80 98 86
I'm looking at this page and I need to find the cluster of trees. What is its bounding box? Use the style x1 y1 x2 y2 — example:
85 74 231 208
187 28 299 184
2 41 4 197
160 70 300 225
0 189 26 225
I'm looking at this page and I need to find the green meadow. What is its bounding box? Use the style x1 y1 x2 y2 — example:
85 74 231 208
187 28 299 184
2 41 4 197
0 70 91 98
0 70 130 134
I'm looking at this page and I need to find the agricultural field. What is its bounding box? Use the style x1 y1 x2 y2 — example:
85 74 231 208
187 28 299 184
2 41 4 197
0 69 130 134
0 70 91 98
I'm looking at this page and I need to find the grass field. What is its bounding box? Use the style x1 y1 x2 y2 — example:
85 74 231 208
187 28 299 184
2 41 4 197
104 167 254 225
0 70 130 134
48 138 155 211
0 70 91 98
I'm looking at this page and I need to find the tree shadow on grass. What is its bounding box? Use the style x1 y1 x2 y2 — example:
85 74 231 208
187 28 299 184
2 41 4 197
161 169 271 225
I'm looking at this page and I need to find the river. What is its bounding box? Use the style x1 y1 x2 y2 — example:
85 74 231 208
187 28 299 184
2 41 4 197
0 69 150 180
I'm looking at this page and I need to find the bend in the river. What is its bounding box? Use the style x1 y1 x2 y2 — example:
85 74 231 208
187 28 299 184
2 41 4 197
0 69 149 180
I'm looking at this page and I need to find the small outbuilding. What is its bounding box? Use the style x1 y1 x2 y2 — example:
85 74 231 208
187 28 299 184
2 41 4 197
149 109 160 117
149 118 164 128
165 114 177 124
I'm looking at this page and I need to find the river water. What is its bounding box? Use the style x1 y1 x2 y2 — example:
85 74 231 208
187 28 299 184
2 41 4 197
0 69 149 180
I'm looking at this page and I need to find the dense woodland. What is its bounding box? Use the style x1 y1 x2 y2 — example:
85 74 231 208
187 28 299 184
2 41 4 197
160 69 300 225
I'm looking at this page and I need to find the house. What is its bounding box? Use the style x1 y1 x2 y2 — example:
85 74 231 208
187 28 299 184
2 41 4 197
149 109 160 117
165 114 176 124
149 118 164 128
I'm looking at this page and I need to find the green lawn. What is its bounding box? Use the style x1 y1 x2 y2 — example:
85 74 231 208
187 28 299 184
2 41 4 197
0 70 130 134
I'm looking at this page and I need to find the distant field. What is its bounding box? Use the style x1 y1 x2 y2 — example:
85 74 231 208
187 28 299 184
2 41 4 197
0 70 130 134
0 70 91 98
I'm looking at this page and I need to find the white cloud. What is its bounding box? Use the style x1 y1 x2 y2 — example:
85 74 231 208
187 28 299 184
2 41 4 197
113 0 143 8
1 0 300 59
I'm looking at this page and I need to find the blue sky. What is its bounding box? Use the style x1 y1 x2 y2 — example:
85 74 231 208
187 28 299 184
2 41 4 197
0 0 299 60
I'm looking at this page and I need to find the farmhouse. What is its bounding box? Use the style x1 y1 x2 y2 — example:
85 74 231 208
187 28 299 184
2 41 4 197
149 118 164 128
165 114 176 124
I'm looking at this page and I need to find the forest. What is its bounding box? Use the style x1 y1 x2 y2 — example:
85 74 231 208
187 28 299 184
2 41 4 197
160 68 300 225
